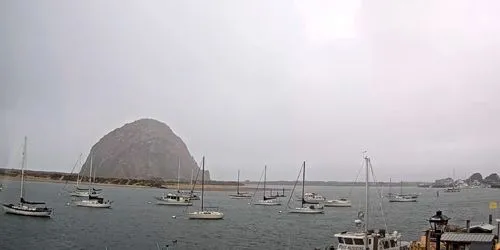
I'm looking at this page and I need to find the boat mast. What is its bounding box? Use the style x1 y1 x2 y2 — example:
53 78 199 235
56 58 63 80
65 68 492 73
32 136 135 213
364 155 370 250
400 181 403 195
20 136 27 202
301 161 305 206
190 169 193 186
263 165 267 199
177 157 181 192
389 178 391 195
236 170 240 194
88 153 93 194
201 156 205 211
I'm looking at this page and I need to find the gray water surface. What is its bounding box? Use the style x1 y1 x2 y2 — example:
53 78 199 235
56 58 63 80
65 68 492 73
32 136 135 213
0 180 498 250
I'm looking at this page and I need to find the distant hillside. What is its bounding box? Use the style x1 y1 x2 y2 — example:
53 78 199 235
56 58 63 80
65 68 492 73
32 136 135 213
80 118 209 181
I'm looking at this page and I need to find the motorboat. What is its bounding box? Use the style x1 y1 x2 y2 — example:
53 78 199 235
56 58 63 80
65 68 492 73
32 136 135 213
75 195 112 208
155 193 193 206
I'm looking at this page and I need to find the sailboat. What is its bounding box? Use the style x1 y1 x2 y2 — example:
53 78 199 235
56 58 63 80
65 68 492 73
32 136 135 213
187 156 224 220
269 187 286 198
155 158 193 206
332 155 410 250
287 161 324 214
2 137 53 217
444 169 461 192
70 154 102 197
74 153 112 208
229 170 252 199
253 165 281 206
388 181 417 202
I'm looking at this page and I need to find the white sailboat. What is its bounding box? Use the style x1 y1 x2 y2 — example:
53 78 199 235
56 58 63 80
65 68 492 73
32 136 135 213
253 165 281 206
332 155 410 250
388 181 417 202
229 170 252 199
70 155 102 197
187 156 224 220
155 158 193 206
2 137 53 217
288 161 324 214
74 153 112 208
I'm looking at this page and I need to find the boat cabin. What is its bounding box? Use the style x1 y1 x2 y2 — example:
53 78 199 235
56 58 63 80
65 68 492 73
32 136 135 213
440 233 495 250
335 230 409 250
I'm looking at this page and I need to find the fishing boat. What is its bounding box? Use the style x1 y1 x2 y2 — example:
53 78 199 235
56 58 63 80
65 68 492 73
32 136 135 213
287 161 324 214
74 153 112 208
0 184 3 191
2 137 53 217
187 156 224 220
229 170 252 199
325 198 352 207
388 181 417 202
253 165 281 206
332 155 410 250
155 158 193 206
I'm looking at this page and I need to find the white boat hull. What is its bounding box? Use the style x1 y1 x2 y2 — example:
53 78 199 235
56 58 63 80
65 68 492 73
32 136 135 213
75 200 112 208
70 191 101 197
3 204 52 217
389 198 417 202
156 200 193 206
253 200 281 206
187 211 224 220
325 200 352 207
229 194 252 199
289 207 324 214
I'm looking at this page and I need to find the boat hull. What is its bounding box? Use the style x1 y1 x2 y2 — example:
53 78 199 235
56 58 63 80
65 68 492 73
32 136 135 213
253 200 281 206
229 194 252 199
75 200 112 208
156 200 193 206
2 204 52 217
187 211 224 220
389 198 417 202
288 207 324 214
325 200 352 207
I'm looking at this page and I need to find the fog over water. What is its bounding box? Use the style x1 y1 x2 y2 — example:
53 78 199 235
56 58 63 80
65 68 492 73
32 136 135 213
2 1 500 181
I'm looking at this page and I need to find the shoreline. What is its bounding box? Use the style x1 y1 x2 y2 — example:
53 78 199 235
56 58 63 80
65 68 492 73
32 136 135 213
0 175 256 192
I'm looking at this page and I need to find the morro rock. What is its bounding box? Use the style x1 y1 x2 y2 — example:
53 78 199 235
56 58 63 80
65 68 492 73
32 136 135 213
80 118 209 181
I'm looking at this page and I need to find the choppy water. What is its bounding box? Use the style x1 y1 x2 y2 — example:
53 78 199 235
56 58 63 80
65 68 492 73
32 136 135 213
0 180 498 250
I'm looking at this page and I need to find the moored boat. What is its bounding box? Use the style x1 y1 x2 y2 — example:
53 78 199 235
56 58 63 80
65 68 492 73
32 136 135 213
2 137 53 218
187 156 224 220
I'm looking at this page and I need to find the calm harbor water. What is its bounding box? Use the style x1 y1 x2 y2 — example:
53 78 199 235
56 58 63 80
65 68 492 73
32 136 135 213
0 180 498 250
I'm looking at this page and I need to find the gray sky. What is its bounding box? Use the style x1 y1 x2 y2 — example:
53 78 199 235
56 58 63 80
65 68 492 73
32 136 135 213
1 0 500 182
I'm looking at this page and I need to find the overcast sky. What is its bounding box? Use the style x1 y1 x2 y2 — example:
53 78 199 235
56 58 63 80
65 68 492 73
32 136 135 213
1 1 500 182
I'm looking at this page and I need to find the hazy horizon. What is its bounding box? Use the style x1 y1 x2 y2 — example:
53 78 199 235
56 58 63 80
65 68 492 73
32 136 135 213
2 1 500 182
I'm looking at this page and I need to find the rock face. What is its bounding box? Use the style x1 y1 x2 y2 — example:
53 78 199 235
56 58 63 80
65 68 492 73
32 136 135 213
484 173 500 184
80 118 210 181
467 173 483 183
